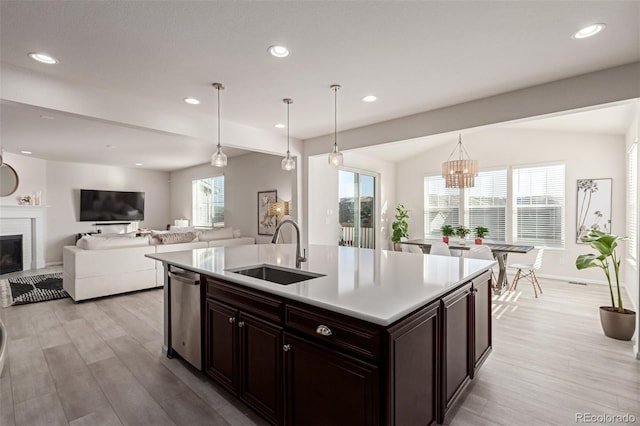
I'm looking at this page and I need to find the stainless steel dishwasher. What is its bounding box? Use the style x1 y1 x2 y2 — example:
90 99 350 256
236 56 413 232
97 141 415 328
168 268 201 370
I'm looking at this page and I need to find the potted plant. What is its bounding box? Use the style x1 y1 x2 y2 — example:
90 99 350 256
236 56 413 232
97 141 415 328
441 224 455 243
391 204 409 251
576 230 635 340
474 226 489 245
455 226 470 244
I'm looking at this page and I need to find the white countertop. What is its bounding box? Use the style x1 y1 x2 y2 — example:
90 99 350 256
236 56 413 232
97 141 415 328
147 244 495 326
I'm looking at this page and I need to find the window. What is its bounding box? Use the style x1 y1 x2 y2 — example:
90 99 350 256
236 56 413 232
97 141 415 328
192 175 224 227
628 143 637 260
464 169 507 241
512 164 565 248
424 176 459 237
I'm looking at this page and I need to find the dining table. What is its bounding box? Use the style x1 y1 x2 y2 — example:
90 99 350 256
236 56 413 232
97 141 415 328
401 239 534 295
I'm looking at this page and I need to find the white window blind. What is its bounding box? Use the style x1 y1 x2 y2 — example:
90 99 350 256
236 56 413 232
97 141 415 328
628 143 637 260
424 175 459 237
192 175 225 227
464 169 507 241
512 164 565 248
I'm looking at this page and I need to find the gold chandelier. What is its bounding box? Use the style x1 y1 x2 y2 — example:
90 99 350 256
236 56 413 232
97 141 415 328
442 134 478 188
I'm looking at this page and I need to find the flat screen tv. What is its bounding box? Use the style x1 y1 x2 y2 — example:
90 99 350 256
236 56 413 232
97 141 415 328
80 189 145 222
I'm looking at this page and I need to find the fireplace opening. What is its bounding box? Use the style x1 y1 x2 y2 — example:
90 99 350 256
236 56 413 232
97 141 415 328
0 235 23 275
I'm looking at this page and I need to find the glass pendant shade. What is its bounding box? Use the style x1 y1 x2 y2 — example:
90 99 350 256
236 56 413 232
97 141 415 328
328 84 343 168
211 146 227 167
211 82 227 168
442 134 478 188
281 98 296 171
281 153 295 171
328 145 343 167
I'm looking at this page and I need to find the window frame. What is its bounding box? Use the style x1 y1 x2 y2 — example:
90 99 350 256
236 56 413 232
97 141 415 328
192 174 225 228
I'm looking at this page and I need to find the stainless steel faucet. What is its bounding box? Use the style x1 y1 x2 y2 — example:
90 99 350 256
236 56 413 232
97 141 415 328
271 219 307 268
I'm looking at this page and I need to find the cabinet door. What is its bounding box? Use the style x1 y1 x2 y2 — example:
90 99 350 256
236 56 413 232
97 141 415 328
386 302 439 426
205 299 238 394
283 332 379 426
440 283 472 416
238 312 283 425
472 271 492 374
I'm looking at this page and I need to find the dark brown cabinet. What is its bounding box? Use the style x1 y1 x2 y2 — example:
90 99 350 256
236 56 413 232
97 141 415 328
201 269 492 426
283 332 379 426
471 270 492 373
205 299 237 391
204 290 283 424
386 301 439 426
440 283 472 417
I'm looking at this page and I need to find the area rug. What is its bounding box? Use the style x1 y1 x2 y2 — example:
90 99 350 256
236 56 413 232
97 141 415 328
0 273 68 307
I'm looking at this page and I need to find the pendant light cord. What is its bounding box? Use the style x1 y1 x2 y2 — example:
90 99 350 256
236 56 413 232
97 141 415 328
216 86 221 149
333 86 338 149
287 101 290 154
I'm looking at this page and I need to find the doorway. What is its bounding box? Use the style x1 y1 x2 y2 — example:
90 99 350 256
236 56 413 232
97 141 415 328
338 170 376 248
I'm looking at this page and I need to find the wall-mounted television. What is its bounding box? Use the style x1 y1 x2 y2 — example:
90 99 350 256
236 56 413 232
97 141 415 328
80 189 145 222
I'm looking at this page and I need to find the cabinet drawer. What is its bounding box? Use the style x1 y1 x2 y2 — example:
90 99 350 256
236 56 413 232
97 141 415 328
285 304 381 361
204 276 283 324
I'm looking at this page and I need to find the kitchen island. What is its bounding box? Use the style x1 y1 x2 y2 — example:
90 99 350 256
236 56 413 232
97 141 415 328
147 244 495 425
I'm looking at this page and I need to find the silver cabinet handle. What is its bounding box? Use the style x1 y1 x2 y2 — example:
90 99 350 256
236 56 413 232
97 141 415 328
316 325 332 336
228 317 235 324
238 321 245 328
283 344 291 352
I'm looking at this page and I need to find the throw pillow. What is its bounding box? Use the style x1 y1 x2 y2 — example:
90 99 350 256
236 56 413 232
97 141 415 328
198 227 234 241
95 232 137 239
156 232 197 244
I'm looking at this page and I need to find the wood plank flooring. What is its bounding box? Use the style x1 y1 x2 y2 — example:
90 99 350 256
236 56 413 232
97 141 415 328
1 269 638 425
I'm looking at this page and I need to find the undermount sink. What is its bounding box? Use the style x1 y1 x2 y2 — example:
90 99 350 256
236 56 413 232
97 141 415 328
226 264 325 285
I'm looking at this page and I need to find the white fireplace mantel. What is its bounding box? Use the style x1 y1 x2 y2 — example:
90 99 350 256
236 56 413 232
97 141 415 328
0 205 47 269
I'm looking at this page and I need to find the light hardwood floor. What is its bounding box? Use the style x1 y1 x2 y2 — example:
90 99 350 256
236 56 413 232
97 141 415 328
1 270 638 426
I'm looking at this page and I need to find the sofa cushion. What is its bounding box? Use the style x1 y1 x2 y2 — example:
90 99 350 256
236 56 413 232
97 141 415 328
155 232 197 244
77 235 150 250
98 232 137 238
198 227 234 241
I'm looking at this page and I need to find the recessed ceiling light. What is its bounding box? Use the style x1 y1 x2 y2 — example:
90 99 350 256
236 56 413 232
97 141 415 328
40 114 54 120
21 150 32 155
135 163 143 166
572 23 606 39
28 52 58 64
184 97 200 105
268 45 290 58
274 123 286 129
362 95 377 102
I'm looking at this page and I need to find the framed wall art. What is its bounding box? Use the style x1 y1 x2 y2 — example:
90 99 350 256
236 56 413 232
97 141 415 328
576 178 612 243
258 190 277 235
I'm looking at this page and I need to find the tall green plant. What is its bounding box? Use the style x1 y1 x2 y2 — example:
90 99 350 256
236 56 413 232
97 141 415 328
576 230 627 312
391 204 409 243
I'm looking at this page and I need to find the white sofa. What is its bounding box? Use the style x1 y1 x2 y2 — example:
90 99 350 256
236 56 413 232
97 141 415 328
63 230 255 301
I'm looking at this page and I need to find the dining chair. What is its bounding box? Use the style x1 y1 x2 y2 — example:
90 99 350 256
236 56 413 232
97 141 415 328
429 242 451 256
508 248 545 297
401 243 423 254
467 245 497 283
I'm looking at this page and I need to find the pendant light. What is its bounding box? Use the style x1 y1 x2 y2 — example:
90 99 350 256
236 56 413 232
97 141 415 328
327 84 343 167
442 134 478 188
210 82 227 167
281 98 295 171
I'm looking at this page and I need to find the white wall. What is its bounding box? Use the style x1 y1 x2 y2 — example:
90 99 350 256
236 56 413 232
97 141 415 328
395 127 627 284
170 152 295 244
46 161 170 264
308 151 396 249
0 152 47 206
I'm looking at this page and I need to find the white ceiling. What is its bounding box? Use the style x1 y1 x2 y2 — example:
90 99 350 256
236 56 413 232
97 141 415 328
0 1 638 170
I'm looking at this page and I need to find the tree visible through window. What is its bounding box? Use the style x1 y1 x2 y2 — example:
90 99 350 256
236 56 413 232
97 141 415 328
192 176 224 227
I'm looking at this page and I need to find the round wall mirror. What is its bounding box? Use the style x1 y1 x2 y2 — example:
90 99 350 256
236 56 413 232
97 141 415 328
0 163 19 197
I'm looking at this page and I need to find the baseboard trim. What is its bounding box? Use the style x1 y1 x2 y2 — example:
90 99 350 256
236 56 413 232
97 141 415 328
46 261 63 267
